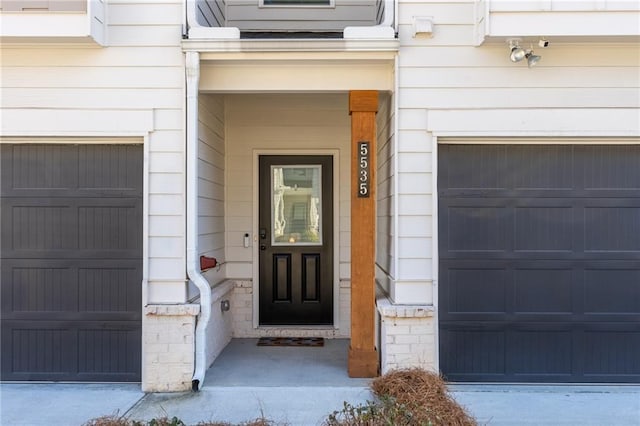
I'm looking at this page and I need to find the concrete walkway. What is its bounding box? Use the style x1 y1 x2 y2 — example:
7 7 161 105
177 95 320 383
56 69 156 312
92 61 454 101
1 339 640 425
451 384 640 426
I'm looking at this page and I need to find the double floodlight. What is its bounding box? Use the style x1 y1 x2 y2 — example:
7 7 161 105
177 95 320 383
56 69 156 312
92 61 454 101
508 38 543 68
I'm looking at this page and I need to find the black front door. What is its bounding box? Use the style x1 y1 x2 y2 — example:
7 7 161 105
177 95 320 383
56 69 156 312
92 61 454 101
259 155 333 325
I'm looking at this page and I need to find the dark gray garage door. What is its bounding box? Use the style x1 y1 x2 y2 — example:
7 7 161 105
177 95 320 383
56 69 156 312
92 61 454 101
439 144 640 383
1 144 142 382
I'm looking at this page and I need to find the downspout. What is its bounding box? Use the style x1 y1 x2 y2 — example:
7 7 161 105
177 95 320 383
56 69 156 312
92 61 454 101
186 50 210 392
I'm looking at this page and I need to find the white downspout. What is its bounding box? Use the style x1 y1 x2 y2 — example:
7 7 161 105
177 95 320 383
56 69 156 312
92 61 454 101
186 50 210 391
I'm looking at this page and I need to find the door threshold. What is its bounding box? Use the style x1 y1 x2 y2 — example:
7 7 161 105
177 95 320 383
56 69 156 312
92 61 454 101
258 325 336 330
250 325 345 339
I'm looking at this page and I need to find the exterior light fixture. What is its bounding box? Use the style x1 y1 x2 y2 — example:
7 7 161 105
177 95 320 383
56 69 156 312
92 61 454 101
526 51 542 67
507 38 543 67
508 38 525 62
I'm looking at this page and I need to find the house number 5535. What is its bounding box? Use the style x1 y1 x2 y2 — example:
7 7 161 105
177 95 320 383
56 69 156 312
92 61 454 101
357 141 370 198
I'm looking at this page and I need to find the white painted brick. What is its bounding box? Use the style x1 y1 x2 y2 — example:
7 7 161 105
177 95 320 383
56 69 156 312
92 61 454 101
384 324 411 335
409 325 433 335
419 334 435 345
145 343 169 353
394 334 420 344
384 344 411 355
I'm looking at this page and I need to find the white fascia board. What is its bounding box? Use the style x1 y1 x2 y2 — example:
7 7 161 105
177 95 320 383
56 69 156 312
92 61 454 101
182 38 399 54
343 26 395 40
188 27 241 40
0 12 88 36
488 11 640 38
0 11 104 45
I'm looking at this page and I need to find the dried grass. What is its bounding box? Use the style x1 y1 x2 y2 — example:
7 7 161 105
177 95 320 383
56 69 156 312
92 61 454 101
82 415 132 426
371 368 476 426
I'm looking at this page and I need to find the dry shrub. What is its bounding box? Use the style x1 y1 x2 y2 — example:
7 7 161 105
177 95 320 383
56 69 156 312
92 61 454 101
198 419 278 426
371 368 476 426
83 415 132 426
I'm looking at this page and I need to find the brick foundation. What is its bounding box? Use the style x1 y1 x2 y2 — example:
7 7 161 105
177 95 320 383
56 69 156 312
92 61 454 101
376 293 436 374
142 304 200 392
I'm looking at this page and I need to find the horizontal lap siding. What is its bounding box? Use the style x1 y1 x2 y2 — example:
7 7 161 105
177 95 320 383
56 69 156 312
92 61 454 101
395 0 640 286
0 1 186 301
197 95 226 293
376 92 395 292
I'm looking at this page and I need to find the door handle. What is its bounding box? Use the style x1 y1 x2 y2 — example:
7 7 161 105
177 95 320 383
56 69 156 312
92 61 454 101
260 245 266 251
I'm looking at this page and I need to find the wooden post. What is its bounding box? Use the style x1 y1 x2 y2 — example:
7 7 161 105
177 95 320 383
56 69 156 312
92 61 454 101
348 90 379 378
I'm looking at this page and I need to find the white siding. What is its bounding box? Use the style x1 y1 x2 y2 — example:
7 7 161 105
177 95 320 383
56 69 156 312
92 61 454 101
393 0 640 304
376 91 395 295
0 1 186 304
197 94 227 296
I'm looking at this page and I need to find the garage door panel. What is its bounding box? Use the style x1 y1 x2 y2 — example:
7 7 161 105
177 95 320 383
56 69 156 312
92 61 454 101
1 144 78 193
78 267 142 315
439 144 506 190
584 206 640 252
77 324 141 380
514 268 574 314
439 326 506 380
510 145 575 190
78 203 142 251
1 144 142 198
584 269 640 315
77 145 143 193
1 321 140 381
1 322 78 381
508 328 573 377
439 143 640 383
514 206 574 252
583 328 640 378
582 145 640 191
2 198 142 257
2 260 141 320
1 144 142 382
2 203 77 252
446 268 507 315
446 206 509 252
3 265 78 313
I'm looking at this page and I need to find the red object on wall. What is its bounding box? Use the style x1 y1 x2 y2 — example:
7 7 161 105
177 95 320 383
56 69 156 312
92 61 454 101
200 256 217 271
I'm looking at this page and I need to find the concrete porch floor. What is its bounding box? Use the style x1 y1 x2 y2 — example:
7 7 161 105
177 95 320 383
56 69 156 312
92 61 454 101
203 338 370 387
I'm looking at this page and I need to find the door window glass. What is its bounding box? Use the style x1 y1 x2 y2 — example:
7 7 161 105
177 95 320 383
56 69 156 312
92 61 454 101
271 165 322 245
